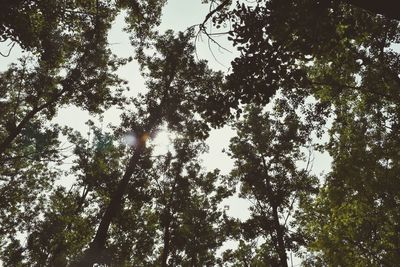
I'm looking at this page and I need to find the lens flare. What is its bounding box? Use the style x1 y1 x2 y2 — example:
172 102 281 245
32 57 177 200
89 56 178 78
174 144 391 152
122 133 137 146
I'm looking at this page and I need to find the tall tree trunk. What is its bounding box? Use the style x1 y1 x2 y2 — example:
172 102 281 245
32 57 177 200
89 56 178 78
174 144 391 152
71 45 179 266
71 140 146 266
0 88 67 156
161 177 179 267
190 254 197 267
160 215 172 267
272 205 288 267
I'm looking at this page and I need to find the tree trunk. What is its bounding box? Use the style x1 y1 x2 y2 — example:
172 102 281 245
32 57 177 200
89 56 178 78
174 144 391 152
272 205 288 267
160 215 172 267
0 66 83 157
259 156 288 267
71 140 146 267
0 90 64 156
190 254 197 267
71 47 178 266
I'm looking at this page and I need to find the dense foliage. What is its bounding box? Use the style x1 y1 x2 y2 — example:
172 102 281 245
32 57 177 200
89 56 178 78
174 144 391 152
1 0 399 266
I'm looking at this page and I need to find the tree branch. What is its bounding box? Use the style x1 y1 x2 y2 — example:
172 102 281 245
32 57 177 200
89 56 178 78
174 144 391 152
343 0 400 20
0 42 16 57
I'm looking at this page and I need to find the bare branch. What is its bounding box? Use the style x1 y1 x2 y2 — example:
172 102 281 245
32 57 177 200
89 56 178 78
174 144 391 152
201 0 230 27
0 42 16 57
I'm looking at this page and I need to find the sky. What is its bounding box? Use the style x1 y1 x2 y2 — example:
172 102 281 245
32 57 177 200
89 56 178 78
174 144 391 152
0 0 333 264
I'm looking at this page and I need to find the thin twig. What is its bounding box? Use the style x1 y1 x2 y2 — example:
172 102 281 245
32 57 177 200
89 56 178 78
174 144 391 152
0 42 16 57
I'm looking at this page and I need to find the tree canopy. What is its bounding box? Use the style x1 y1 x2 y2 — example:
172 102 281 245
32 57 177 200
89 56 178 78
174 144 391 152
1 0 399 266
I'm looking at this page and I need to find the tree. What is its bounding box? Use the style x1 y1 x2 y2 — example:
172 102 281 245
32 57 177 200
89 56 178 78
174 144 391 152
24 187 95 267
149 136 232 266
210 0 400 265
206 0 399 110
0 0 171 157
0 1 166 262
13 113 231 266
225 104 318 266
208 2 400 264
0 0 166 59
0 37 127 257
2 0 400 266
2 122 157 266
298 64 400 265
0 0 169 158
71 30 225 266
